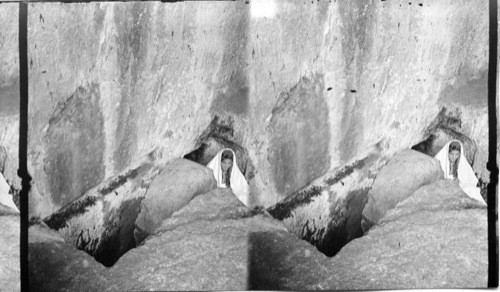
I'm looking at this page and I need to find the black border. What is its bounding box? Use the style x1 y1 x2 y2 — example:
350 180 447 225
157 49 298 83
488 0 499 287
18 2 30 292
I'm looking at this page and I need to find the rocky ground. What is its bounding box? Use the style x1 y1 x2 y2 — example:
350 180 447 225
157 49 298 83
0 214 20 292
28 176 488 291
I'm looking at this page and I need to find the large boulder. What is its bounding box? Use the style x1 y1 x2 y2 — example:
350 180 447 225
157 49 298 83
0 215 20 292
28 180 488 290
29 224 108 292
30 188 320 291
361 149 443 232
157 187 254 233
327 179 487 289
133 158 217 244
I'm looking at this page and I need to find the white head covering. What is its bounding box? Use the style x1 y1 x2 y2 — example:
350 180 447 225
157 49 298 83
0 172 19 213
434 140 486 205
206 148 250 207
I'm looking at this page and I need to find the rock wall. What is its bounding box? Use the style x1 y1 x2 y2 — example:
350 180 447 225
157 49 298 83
248 0 488 207
0 4 20 193
26 0 489 219
268 144 388 256
28 2 249 217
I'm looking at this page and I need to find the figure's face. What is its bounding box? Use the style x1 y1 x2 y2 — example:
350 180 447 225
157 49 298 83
221 159 233 172
448 150 460 163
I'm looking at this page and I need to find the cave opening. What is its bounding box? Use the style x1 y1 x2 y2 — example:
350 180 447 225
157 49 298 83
411 107 488 202
183 115 255 180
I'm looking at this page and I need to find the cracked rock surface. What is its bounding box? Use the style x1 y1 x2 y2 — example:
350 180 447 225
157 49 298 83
0 215 20 292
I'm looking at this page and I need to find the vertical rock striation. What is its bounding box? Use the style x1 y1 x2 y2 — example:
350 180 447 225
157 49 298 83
28 2 251 218
27 1 489 240
0 4 20 198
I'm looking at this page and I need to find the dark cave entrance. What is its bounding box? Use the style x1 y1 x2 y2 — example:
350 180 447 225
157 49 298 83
183 115 255 181
411 107 488 202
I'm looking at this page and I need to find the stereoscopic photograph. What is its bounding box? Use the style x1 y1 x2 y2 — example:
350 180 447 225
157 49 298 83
0 0 497 290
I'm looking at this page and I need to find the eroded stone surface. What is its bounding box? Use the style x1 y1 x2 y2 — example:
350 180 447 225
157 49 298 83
29 224 109 292
0 4 20 196
29 179 488 290
326 179 488 290
27 1 489 219
43 83 105 208
28 2 250 218
0 215 20 292
268 147 388 256
361 149 443 231
134 158 217 245
267 74 331 196
156 187 254 233
43 155 161 266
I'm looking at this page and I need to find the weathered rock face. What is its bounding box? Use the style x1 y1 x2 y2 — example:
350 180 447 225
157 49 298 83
42 156 217 267
0 9 21 290
361 149 443 231
328 179 488 290
0 4 20 198
29 189 292 291
29 178 487 290
268 145 388 256
29 224 109 292
0 215 20 292
43 154 162 267
27 1 489 219
44 83 106 209
27 2 250 218
267 74 331 196
248 0 489 207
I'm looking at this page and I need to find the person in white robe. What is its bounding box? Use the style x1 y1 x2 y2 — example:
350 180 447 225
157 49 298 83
207 148 250 208
434 140 486 205
0 172 19 213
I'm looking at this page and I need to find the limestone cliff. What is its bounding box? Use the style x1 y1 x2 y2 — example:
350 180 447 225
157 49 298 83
25 1 489 220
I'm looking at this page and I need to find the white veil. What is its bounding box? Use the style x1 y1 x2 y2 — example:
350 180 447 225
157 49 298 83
434 140 486 205
0 172 19 213
206 148 250 207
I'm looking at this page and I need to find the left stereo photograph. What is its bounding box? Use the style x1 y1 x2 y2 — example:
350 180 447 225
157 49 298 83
0 2 21 292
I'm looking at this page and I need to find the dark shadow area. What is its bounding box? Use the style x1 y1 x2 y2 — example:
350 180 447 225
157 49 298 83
411 107 477 164
183 115 255 180
42 164 150 267
411 106 488 202
43 195 143 267
304 187 369 257
247 231 297 290
267 155 380 258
